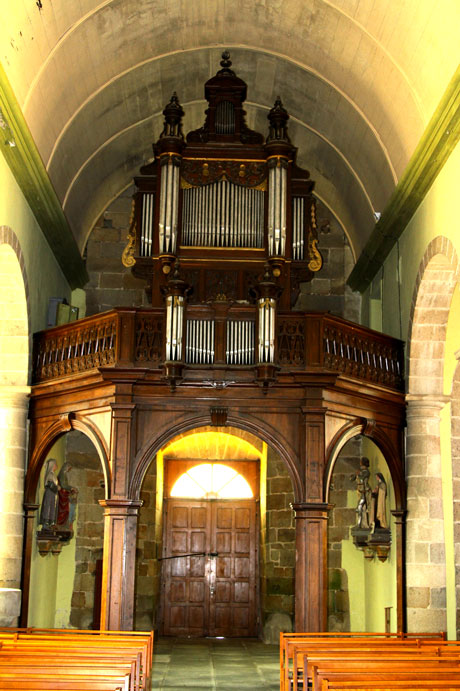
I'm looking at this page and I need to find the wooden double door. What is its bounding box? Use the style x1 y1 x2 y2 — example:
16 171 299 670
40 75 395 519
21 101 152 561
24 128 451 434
161 498 258 637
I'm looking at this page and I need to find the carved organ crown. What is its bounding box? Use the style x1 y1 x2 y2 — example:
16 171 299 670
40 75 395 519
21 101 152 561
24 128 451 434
123 52 323 387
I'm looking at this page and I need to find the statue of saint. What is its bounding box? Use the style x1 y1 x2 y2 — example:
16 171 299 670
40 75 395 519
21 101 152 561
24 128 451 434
57 462 78 532
350 457 372 529
39 459 59 529
371 472 388 529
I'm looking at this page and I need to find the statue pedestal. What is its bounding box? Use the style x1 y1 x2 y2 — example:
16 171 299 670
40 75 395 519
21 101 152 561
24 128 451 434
0 588 21 626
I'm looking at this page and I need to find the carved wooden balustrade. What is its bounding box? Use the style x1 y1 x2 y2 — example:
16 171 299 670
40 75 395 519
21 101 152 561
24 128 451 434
32 307 404 391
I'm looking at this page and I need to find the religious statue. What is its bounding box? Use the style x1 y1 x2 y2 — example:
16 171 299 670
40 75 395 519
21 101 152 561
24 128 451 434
370 472 388 530
56 462 78 534
350 457 372 529
39 459 59 529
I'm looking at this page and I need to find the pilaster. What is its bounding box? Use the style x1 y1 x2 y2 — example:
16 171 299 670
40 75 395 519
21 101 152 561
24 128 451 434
405 393 449 632
99 498 143 630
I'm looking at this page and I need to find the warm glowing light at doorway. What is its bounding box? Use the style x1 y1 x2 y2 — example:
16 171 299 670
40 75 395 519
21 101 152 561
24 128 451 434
170 463 253 499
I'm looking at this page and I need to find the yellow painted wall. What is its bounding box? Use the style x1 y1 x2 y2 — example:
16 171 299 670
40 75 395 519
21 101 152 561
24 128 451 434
362 144 460 341
0 154 71 334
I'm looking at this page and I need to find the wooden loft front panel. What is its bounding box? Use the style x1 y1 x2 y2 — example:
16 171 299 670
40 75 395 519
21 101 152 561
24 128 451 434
26 308 406 632
24 55 407 634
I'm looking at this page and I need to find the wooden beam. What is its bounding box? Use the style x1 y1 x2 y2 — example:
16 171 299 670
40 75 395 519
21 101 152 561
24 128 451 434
0 62 88 289
348 65 460 293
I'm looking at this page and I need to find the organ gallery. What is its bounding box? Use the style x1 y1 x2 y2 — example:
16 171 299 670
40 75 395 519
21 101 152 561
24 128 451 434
25 53 406 636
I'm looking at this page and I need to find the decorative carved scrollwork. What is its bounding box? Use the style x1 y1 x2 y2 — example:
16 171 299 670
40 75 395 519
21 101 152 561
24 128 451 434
307 199 323 272
122 199 137 268
181 159 267 189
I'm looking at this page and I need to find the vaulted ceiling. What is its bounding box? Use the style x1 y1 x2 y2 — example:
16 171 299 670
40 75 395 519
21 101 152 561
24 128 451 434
2 1 459 261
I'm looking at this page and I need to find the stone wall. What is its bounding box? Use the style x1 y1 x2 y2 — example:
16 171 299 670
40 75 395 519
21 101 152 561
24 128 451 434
327 439 361 631
262 447 296 624
65 432 105 630
84 186 148 316
293 199 361 321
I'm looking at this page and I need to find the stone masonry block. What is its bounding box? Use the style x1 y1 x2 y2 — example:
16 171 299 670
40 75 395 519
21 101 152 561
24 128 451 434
406 586 430 608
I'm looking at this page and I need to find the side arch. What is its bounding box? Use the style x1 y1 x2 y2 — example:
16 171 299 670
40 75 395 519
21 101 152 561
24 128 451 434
25 413 110 504
405 234 459 633
324 418 405 509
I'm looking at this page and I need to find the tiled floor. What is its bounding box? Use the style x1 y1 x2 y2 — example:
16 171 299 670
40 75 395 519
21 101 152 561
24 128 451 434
151 637 280 690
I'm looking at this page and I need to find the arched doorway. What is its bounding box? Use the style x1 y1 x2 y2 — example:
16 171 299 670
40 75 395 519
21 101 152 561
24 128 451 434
134 426 296 638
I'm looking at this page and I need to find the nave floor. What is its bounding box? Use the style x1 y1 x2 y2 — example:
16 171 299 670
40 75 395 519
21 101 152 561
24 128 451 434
151 637 279 690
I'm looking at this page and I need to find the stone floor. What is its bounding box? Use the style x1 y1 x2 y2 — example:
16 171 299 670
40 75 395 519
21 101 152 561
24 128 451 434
151 637 280 690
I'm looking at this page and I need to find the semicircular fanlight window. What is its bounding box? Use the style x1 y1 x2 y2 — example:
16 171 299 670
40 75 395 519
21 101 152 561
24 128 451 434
170 463 253 499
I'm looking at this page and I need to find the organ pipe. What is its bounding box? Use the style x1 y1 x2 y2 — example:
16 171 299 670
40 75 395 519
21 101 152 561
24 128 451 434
258 298 276 364
181 179 264 248
165 294 184 362
159 155 181 254
267 157 288 257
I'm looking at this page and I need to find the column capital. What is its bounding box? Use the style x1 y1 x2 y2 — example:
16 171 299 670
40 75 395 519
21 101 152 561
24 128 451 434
0 385 31 408
291 502 333 518
406 393 450 418
99 498 143 516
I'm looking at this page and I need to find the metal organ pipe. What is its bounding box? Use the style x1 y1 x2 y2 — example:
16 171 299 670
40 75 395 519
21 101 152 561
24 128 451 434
185 319 215 364
140 193 155 257
165 295 184 362
181 179 264 248
268 158 287 257
292 196 305 261
159 155 181 254
258 298 276 364
226 320 255 365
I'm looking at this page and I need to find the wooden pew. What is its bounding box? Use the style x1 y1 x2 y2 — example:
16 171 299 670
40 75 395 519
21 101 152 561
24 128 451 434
0 628 153 688
0 628 153 691
280 631 446 691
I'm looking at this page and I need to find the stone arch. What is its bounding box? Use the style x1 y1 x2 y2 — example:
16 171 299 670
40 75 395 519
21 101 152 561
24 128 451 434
407 235 459 396
0 228 30 625
405 235 459 633
0 226 31 385
452 358 460 637
130 412 302 503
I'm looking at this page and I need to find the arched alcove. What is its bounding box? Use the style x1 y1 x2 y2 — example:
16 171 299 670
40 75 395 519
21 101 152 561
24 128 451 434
28 431 105 629
327 435 396 632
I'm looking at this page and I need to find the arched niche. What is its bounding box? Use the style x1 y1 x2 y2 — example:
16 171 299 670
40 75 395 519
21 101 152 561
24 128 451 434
134 425 296 639
25 427 109 629
326 434 397 633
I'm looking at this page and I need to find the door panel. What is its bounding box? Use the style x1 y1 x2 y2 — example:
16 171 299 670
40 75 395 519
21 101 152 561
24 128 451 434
162 499 257 637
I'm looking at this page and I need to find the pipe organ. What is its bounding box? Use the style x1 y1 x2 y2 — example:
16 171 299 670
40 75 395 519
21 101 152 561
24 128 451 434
123 52 323 387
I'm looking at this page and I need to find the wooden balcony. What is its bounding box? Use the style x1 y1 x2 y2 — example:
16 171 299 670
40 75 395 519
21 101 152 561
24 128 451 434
32 306 404 392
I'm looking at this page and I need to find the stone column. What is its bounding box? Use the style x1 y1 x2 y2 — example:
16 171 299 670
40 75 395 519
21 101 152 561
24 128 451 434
405 394 449 632
292 502 332 632
99 499 142 630
0 385 30 625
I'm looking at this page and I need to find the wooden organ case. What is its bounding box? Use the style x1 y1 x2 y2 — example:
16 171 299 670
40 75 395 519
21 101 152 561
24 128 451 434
122 51 323 389
25 53 407 635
